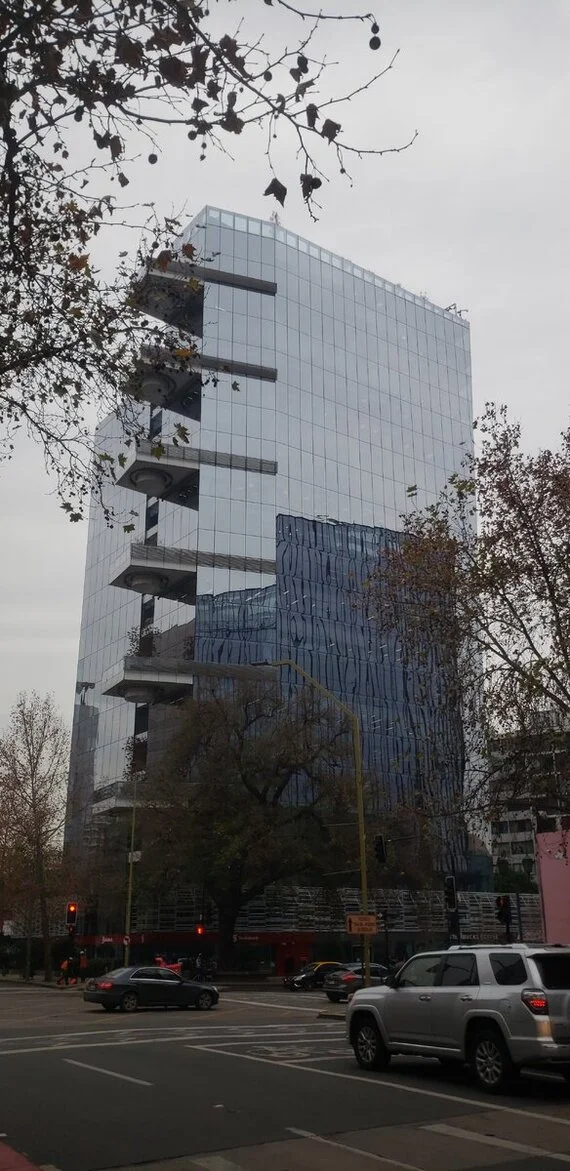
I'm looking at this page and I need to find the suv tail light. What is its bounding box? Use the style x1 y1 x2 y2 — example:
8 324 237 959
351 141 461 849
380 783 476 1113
521 988 549 1015
97 980 114 991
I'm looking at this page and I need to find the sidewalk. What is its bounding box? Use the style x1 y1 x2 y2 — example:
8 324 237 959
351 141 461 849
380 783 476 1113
0 1140 45 1171
0 975 82 990
0 973 285 991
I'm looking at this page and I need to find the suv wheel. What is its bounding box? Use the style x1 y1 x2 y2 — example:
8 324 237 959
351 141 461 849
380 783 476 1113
353 1018 390 1072
469 1027 517 1094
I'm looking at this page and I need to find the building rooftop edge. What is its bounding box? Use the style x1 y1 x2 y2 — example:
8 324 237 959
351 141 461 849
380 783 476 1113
188 204 469 328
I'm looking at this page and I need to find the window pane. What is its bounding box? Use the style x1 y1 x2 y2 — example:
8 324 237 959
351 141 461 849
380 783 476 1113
398 955 442 988
490 953 527 986
439 953 478 987
532 955 570 989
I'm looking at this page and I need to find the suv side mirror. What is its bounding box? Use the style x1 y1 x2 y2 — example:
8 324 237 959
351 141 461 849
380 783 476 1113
383 973 397 988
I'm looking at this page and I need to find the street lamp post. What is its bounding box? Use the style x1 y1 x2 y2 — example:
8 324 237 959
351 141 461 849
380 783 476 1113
123 770 139 968
270 658 371 987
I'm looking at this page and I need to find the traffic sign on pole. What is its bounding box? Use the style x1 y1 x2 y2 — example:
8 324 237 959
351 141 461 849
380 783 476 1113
345 913 377 935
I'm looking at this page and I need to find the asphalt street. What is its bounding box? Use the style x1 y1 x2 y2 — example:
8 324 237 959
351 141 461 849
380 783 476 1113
1 986 570 1171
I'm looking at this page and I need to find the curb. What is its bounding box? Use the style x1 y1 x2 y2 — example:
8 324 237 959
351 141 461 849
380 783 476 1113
0 979 83 991
0 1140 45 1170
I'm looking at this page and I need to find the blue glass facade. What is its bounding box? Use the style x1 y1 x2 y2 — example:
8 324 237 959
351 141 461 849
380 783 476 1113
66 205 472 866
195 514 466 866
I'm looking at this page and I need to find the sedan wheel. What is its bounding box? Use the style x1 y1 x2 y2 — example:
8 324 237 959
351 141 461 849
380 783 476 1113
326 993 342 1003
119 991 138 1014
196 990 214 1010
353 1020 390 1071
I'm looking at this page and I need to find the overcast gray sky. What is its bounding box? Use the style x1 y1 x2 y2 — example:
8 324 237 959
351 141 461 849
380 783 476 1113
1 0 569 733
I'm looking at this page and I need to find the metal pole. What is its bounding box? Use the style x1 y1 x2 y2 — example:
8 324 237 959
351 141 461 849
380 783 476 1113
350 708 370 988
271 659 371 987
515 891 524 942
124 771 138 968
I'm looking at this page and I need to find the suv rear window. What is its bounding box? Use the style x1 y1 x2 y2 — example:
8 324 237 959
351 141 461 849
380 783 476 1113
490 953 527 986
532 954 570 989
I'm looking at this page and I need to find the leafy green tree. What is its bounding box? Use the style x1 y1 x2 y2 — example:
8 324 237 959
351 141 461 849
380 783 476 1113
494 858 537 894
138 683 353 962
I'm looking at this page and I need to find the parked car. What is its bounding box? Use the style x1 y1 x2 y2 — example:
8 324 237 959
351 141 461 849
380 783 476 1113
324 962 388 1002
347 943 570 1093
83 965 219 1013
283 961 345 991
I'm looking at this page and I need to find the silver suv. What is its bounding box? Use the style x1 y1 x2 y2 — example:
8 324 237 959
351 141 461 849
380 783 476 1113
347 944 570 1092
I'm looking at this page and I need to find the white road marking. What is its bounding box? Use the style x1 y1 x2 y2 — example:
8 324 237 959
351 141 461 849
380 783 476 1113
0 1025 343 1058
223 995 327 1014
190 1157 246 1170
290 1053 349 1062
191 1044 570 1128
190 1034 343 1049
288 1127 422 1170
63 1058 152 1086
0 1020 339 1046
425 1122 570 1163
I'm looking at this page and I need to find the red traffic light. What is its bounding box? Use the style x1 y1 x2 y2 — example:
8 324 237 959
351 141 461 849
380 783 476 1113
196 923 205 936
66 901 78 926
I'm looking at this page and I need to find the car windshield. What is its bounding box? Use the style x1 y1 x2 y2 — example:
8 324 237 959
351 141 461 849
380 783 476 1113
104 968 130 979
532 954 570 989
298 964 318 973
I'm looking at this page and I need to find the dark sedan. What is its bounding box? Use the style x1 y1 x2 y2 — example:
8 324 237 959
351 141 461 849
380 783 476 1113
83 966 219 1013
283 961 345 991
323 962 388 1002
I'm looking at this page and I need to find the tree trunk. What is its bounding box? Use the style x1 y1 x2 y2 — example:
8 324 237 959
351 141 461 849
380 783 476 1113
35 853 52 982
217 906 239 970
24 904 33 981
39 890 52 982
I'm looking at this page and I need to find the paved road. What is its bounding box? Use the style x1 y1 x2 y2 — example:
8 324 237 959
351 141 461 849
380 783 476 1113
1 986 570 1170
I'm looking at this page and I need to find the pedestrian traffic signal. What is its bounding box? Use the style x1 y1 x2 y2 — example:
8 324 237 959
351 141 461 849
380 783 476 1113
196 916 205 936
66 901 78 927
495 894 512 926
443 875 457 912
374 835 386 865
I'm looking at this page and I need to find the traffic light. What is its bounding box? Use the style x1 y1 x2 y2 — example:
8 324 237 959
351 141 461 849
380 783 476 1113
496 894 512 926
196 915 205 936
374 835 386 865
443 874 457 912
66 902 78 927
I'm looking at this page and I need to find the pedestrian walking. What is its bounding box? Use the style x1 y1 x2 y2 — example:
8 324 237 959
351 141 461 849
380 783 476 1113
195 953 204 982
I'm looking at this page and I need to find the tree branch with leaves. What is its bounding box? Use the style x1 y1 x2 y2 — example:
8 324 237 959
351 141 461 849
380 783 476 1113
0 1 414 514
136 682 355 961
369 403 570 828
0 692 69 979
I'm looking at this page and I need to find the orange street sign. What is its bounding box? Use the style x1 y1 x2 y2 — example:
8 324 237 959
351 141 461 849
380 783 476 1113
345 913 377 935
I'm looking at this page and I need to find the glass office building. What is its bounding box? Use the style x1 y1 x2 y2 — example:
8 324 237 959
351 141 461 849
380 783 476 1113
66 206 472 866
